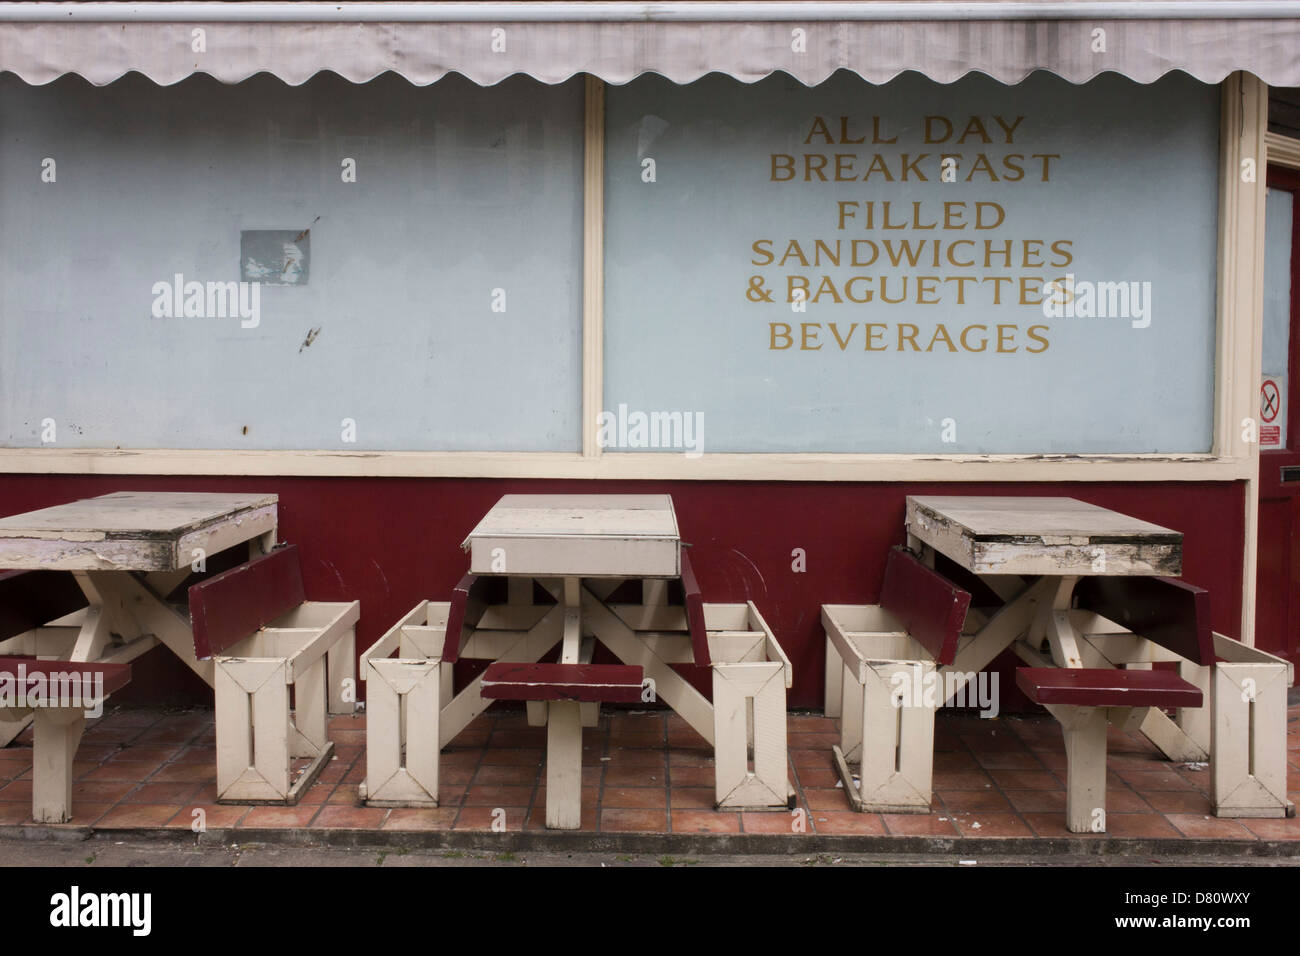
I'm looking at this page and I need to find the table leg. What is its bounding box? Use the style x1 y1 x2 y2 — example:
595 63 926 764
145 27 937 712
545 578 585 829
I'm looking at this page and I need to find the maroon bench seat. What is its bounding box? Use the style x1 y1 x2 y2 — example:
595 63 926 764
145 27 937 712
0 655 132 696
481 662 645 703
1017 667 1203 709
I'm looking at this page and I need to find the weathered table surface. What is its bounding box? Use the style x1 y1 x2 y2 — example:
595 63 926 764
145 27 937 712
905 495 1183 577
461 494 680 578
0 492 278 571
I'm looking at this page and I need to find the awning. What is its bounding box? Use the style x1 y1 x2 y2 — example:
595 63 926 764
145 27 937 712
2 1 1300 88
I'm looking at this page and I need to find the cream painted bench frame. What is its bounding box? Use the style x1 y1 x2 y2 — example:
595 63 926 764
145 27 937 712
822 604 944 813
1018 614 1295 819
359 589 795 812
188 545 359 805
213 600 359 804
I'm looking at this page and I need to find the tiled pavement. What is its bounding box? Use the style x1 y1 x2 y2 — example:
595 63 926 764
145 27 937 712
1 704 1298 843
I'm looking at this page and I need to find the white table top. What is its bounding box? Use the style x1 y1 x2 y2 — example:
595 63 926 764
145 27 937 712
906 495 1182 576
0 491 278 571
462 494 680 578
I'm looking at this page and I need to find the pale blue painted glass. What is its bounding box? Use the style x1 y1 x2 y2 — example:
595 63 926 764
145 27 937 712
0 73 584 451
1263 187 1294 447
604 71 1220 454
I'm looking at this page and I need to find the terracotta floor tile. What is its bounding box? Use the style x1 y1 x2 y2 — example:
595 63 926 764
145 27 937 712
1022 813 1106 838
1241 818 1300 840
958 732 1030 753
669 787 716 810
608 733 667 749
933 751 982 771
738 809 807 833
790 749 835 771
455 805 520 831
672 810 740 833
667 750 715 768
1141 790 1215 815
603 787 669 809
473 764 542 786
1004 789 1067 813
121 781 202 804
478 749 543 770
1119 770 1198 792
788 715 836 733
881 812 960 836
1100 813 1182 838
989 770 1061 791
96 803 184 828
599 808 668 832
940 789 1014 813
312 805 389 829
440 765 475 786
171 747 217 765
666 766 715 787
1165 814 1257 840
603 749 668 768
77 761 154 782
441 750 485 768
788 732 838 749
803 787 854 812
602 766 665 788
794 766 840 789
296 783 335 806
382 807 458 831
148 762 217 784
932 770 995 790
239 805 321 828
0 803 31 825
488 731 547 748
952 813 1035 837
61 803 112 827
810 811 888 834
462 785 534 807
0 780 32 802
327 784 362 805
167 804 249 830
524 803 599 831
1104 789 1156 813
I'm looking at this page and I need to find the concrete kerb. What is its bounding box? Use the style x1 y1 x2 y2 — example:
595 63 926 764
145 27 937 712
3 824 1300 861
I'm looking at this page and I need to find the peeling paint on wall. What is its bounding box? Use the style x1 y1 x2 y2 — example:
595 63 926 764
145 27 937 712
241 229 310 285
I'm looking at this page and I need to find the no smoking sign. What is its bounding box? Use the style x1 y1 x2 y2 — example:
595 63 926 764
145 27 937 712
1261 377 1285 448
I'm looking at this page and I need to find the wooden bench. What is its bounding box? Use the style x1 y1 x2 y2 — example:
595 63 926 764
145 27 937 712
188 544 359 804
1027 574 1294 821
1016 575 1211 832
822 546 971 812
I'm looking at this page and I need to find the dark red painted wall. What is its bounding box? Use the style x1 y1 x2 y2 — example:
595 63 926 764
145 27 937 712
0 475 1247 711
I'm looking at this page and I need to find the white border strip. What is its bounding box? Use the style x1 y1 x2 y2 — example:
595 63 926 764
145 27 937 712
2 2 1299 22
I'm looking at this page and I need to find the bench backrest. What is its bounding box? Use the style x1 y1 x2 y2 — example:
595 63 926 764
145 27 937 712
442 572 492 664
0 570 88 643
188 545 305 659
879 547 971 666
679 551 710 667
1072 575 1214 665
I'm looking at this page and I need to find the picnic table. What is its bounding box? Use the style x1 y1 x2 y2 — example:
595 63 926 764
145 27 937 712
903 495 1291 829
0 491 278 821
360 493 793 828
